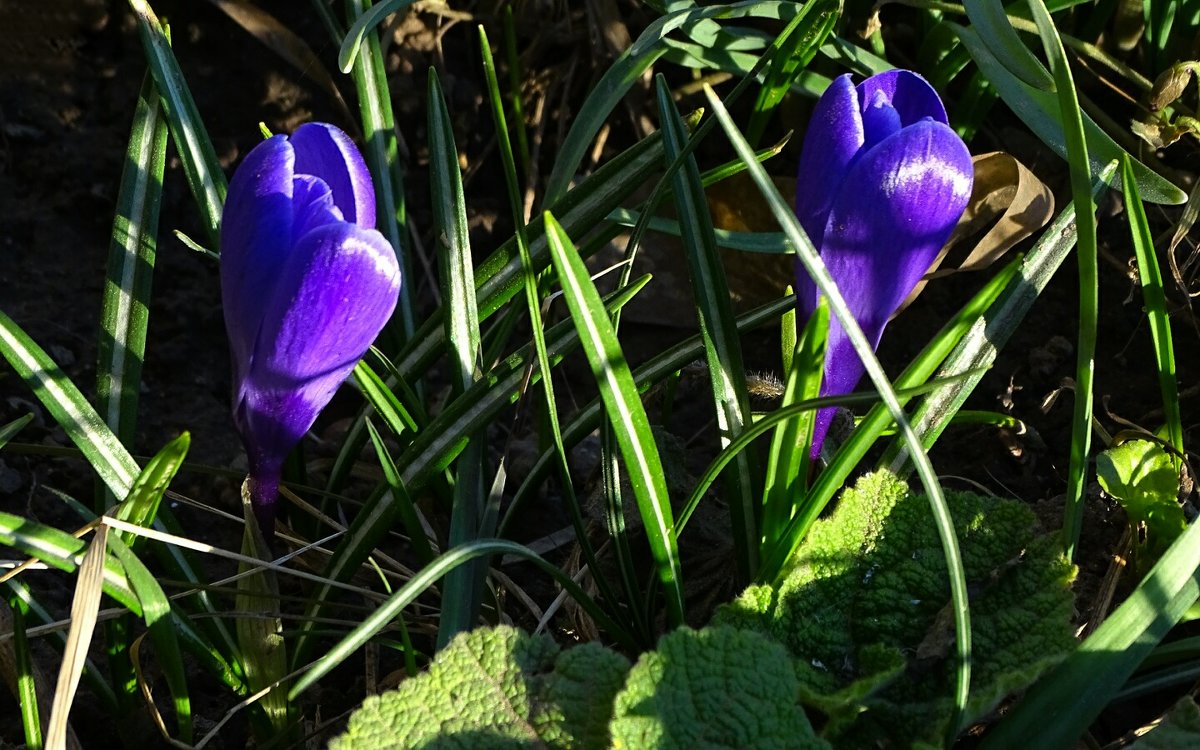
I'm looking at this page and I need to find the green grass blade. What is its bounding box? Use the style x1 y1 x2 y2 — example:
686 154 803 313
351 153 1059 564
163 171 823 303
428 67 487 647
545 0 805 206
395 129 671 382
428 69 482 392
106 532 191 742
353 360 420 438
0 311 140 498
4 589 42 750
126 0 226 245
96 70 166 716
97 69 166 456
703 84 972 739
1025 0 1096 560
337 0 420 73
656 75 758 579
544 213 685 626
0 413 34 448
500 294 794 537
111 433 189 546
962 0 1053 88
1 579 117 712
761 299 827 548
980 505 1200 747
678 374 983 537
1121 155 1183 460
365 419 433 564
478 26 632 635
346 0 416 342
746 0 839 145
289 539 634 699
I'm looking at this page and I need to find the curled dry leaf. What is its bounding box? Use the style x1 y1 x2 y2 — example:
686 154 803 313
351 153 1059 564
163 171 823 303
896 151 1054 314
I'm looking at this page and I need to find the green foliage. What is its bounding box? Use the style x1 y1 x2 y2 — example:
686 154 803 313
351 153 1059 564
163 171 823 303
1130 697 1200 749
611 627 825 749
331 627 630 750
715 470 1077 747
1096 439 1186 574
333 625 827 750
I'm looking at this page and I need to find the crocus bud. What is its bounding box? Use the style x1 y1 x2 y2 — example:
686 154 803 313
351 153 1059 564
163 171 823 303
220 123 401 532
794 71 973 456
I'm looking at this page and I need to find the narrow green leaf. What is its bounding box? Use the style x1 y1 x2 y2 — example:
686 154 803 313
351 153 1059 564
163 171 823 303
0 311 140 498
0 413 34 449
346 0 416 341
656 75 758 579
746 0 839 145
4 589 42 750
962 0 1053 89
501 294 794 538
1122 155 1183 460
97 69 166 454
365 419 433 564
544 213 685 626
761 299 826 548
1024 0 1097 559
126 0 226 245
545 0 806 206
337 0 420 73
107 532 192 742
111 432 189 547
428 67 488 647
392 126 670 389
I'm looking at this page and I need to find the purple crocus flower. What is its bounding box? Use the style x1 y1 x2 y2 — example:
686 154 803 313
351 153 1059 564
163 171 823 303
221 122 401 532
795 70 973 457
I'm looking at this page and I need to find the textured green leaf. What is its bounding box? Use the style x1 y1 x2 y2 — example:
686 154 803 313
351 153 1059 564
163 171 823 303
332 627 630 750
1129 697 1200 749
610 626 827 750
716 470 1077 747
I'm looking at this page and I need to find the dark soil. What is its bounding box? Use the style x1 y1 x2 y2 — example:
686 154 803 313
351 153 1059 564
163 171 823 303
1 1 1197 747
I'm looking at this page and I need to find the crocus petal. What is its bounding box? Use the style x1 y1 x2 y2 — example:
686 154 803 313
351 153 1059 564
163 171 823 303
794 75 865 251
855 69 949 127
807 119 973 453
290 174 345 242
290 122 376 229
220 135 295 391
233 221 400 473
860 89 903 150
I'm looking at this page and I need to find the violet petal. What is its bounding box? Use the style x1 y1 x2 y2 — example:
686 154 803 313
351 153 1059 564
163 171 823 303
794 74 864 257
809 118 973 452
855 69 949 127
219 135 294 393
290 122 376 229
233 221 400 480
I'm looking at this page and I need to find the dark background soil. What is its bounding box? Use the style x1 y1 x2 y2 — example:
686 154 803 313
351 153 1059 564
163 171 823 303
1 0 1198 747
